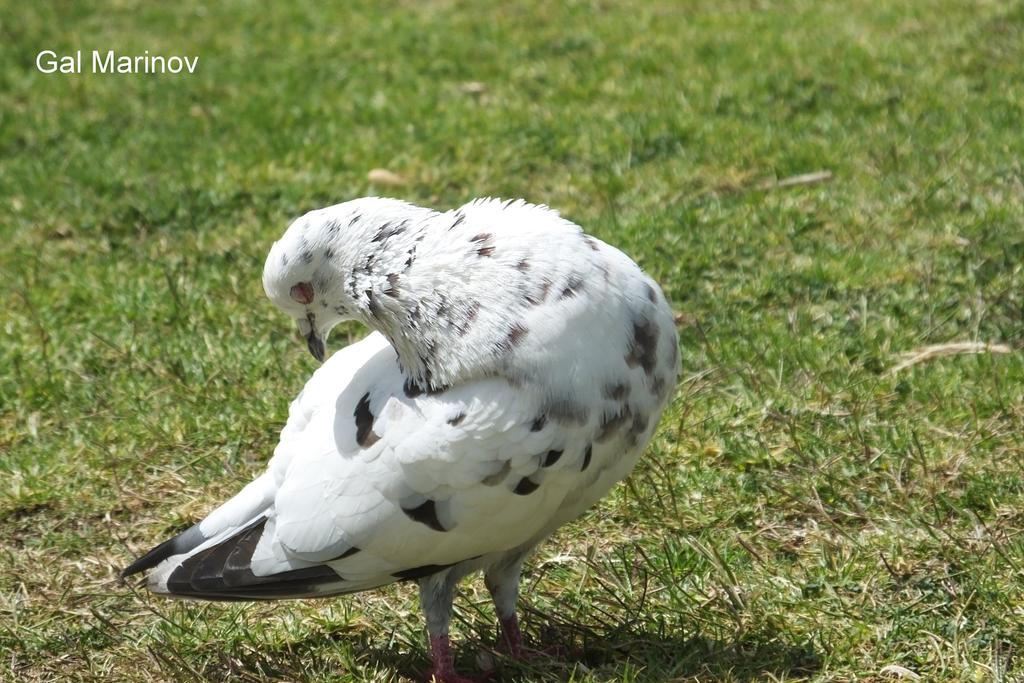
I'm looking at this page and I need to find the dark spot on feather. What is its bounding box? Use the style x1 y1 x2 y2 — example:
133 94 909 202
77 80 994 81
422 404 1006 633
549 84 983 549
403 377 446 398
324 246 335 259
457 301 480 336
652 375 668 399
502 198 516 208
470 232 492 243
419 351 436 379
326 220 341 236
524 277 549 305
354 393 380 447
280 252 289 266
525 279 551 306
516 259 530 271
447 411 466 426
403 378 423 398
583 235 600 251
366 290 384 319
645 283 657 303
478 245 495 257
385 273 400 297
618 409 649 448
603 382 630 401
581 444 593 471
513 477 540 495
434 296 450 321
629 412 649 436
560 275 584 300
625 317 659 376
372 222 406 243
402 500 447 532
530 415 547 432
349 213 361 226
496 323 528 353
542 450 563 467
450 212 465 229
597 407 632 442
301 250 314 264
405 246 416 270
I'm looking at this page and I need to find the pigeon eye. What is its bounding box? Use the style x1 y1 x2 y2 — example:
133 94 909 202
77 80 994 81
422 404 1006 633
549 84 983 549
289 282 315 304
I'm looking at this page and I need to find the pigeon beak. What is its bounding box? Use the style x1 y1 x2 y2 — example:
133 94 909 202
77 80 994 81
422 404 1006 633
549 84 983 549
306 329 326 363
297 314 326 363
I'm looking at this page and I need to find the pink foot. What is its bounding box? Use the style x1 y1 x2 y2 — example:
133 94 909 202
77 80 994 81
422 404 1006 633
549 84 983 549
426 635 490 683
496 615 564 661
498 615 526 657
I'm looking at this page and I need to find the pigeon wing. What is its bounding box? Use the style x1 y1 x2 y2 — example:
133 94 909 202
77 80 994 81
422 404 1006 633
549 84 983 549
266 345 590 589
143 332 591 598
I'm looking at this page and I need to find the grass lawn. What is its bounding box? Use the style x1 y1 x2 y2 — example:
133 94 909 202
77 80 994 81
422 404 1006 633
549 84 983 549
2 0 1023 680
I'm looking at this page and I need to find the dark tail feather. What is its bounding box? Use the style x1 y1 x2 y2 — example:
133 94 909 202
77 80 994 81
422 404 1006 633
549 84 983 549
161 517 344 601
121 523 206 578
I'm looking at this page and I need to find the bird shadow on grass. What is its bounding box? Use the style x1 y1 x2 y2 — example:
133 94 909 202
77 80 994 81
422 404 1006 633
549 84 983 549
181 609 821 682
489 606 823 683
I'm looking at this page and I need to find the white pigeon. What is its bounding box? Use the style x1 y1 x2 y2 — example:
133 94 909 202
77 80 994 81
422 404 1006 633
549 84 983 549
122 197 679 682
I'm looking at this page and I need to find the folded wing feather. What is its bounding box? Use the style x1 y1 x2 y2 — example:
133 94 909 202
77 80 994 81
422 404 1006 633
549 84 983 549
139 332 590 599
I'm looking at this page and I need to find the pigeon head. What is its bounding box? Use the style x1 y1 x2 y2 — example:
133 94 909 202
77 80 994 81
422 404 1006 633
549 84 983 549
263 198 431 363
263 210 357 362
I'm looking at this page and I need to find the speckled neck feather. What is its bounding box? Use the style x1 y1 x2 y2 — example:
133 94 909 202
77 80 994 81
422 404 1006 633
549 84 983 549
264 197 674 403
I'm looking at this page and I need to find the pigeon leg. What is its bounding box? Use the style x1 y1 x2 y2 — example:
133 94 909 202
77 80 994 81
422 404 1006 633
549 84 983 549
419 573 479 683
484 556 526 657
486 551 571 661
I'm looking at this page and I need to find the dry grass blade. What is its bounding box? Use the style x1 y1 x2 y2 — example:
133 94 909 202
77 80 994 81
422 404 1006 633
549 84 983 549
889 342 1013 374
756 170 833 190
366 168 406 187
880 663 922 680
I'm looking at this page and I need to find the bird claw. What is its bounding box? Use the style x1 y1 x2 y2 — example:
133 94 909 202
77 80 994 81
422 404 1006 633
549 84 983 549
425 634 492 683
494 615 567 661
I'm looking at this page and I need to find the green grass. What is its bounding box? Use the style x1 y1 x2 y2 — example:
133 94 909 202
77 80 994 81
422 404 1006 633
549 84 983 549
2 0 1023 680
